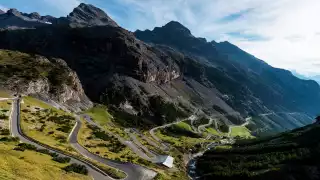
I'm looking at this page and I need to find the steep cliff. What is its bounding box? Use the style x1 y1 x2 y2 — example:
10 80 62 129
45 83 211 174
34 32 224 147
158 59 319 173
135 21 319 133
0 50 92 112
0 5 240 127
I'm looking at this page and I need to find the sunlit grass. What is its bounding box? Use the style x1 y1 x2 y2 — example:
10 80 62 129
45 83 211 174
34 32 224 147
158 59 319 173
0 100 11 133
230 126 254 138
0 142 90 180
0 100 11 110
155 130 211 150
84 106 129 139
84 105 112 126
215 145 232 150
0 90 11 98
206 127 221 136
20 97 77 155
23 97 58 110
78 119 139 162
175 121 192 131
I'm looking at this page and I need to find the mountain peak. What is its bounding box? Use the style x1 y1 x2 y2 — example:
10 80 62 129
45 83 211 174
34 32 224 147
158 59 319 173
68 3 118 27
219 41 232 45
28 12 41 19
0 9 5 15
7 8 21 16
162 21 191 35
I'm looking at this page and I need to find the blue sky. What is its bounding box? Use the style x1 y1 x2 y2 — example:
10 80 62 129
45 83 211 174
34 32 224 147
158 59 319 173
1 0 320 76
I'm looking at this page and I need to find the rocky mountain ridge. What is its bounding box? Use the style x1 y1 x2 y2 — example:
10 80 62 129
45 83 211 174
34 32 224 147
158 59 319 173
0 3 119 30
135 21 320 133
66 3 118 28
0 3 318 133
0 8 52 29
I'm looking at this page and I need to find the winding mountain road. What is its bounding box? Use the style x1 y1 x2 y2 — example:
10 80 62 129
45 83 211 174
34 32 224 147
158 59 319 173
149 115 197 150
10 98 111 180
125 129 158 162
69 116 157 180
10 98 157 180
82 115 158 162
227 117 251 137
197 118 214 133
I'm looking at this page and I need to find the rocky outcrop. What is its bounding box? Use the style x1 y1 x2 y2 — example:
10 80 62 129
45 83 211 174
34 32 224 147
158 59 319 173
0 50 92 112
67 3 118 28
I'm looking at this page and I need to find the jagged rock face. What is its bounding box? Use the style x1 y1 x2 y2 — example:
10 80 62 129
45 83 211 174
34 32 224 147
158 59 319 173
135 22 320 124
0 25 181 85
67 3 118 27
0 50 92 112
135 21 221 61
0 8 51 29
24 12 41 19
0 24 234 126
7 9 20 16
26 79 50 95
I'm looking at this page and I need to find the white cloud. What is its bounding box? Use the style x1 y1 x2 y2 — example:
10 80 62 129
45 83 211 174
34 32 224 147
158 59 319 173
0 4 8 12
112 0 320 76
42 0 82 14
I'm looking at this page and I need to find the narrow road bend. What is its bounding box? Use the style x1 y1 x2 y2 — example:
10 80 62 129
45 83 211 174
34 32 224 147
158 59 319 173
10 98 111 180
70 115 157 180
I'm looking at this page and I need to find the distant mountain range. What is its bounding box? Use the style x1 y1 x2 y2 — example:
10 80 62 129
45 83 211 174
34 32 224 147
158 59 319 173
291 70 309 80
310 75 320 84
0 4 118 29
291 70 320 85
0 3 318 135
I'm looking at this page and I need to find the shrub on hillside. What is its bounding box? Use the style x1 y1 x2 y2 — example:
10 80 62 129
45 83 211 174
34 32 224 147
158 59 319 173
56 125 72 133
35 149 58 157
18 143 37 151
36 148 50 154
0 114 8 120
52 156 71 163
0 128 10 135
13 146 25 151
62 163 88 175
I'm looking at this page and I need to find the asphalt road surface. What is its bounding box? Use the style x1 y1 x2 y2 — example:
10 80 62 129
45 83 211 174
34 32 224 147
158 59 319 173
82 114 157 162
70 116 157 180
10 99 111 180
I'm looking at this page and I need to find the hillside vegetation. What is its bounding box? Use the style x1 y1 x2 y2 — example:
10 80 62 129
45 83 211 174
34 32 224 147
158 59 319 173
0 49 92 112
20 97 77 154
0 141 90 180
196 122 320 180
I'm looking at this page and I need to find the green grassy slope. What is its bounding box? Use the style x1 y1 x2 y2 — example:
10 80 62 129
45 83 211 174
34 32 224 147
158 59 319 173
0 50 73 91
0 142 90 180
230 126 254 138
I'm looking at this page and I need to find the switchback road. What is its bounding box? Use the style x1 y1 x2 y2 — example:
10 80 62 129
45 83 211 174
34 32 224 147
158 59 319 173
10 98 110 180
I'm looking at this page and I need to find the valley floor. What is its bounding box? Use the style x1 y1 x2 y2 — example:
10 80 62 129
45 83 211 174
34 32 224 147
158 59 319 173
0 91 256 180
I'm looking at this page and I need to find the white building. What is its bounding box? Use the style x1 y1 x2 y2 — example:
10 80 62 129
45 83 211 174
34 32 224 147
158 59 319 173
158 155 174 168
